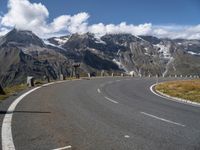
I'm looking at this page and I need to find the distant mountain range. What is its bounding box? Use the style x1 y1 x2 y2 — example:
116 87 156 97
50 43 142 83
0 28 200 86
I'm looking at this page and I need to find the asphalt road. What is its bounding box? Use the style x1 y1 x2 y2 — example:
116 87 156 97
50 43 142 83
1 77 200 150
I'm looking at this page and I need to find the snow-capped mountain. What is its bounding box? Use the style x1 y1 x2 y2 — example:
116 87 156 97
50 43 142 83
0 29 200 86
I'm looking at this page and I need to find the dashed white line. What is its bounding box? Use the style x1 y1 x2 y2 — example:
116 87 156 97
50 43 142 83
52 145 72 150
124 135 130 138
97 88 101 93
104 96 119 104
140 112 185 127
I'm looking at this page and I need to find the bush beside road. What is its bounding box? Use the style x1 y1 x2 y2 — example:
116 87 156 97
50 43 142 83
0 84 27 101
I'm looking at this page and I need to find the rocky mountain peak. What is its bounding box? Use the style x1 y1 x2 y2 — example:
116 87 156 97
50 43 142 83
0 28 45 47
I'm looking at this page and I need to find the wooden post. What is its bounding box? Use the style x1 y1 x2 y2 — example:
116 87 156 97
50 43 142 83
0 84 5 95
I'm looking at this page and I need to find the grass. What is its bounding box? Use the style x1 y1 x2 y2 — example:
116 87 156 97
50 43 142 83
155 79 200 103
0 84 28 101
0 77 79 101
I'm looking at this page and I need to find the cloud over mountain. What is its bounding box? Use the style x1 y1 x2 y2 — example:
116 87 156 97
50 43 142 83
0 0 200 39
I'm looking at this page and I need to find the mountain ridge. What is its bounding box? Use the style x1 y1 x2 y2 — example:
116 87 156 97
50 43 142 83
0 28 200 86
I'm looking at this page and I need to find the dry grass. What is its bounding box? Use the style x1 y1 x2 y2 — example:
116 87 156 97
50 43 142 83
156 80 200 103
0 84 27 101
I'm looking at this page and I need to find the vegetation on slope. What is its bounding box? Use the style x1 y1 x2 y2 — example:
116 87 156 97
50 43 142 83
156 80 200 103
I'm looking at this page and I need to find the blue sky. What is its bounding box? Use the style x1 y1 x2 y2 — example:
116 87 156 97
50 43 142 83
1 0 199 25
0 0 200 39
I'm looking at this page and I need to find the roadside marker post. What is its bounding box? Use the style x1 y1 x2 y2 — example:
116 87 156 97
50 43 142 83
27 76 35 87
88 73 91 78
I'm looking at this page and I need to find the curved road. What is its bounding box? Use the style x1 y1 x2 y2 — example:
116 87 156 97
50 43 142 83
1 77 200 150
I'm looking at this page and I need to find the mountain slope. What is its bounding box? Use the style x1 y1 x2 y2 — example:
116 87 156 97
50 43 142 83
0 29 200 86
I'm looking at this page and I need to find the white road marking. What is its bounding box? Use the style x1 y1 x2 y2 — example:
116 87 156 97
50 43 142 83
104 96 119 104
150 83 200 107
2 87 41 150
116 80 121 82
140 112 185 127
97 88 101 93
150 84 169 100
1 81 70 150
52 145 72 150
124 135 130 138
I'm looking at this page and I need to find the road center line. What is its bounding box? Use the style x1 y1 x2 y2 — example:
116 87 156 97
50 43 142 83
140 112 185 127
104 96 119 104
97 88 101 93
52 145 72 150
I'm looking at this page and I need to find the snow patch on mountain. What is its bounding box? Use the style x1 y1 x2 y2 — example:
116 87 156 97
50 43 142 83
154 44 171 59
112 59 128 72
43 39 66 50
94 37 106 44
162 57 175 77
188 51 200 56
54 37 69 45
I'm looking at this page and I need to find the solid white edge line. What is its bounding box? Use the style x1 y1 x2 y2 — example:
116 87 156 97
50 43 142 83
2 87 41 150
1 80 71 150
52 145 72 150
150 84 168 100
150 83 200 107
104 96 119 104
140 112 185 127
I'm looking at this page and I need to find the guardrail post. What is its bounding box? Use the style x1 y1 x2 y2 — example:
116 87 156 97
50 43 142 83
101 70 104 77
88 73 91 78
27 76 35 87
60 74 64 80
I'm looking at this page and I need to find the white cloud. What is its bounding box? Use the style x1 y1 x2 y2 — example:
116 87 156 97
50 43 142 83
0 0 200 39
1 0 48 29
0 0 89 37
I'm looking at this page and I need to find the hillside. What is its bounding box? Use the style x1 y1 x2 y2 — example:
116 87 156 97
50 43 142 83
0 28 200 86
